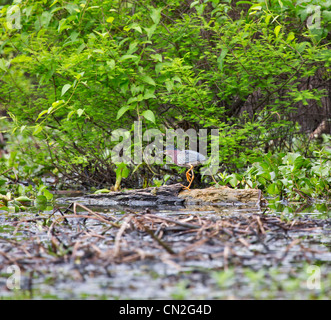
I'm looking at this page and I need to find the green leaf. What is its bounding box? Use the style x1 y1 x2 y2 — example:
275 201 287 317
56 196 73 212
94 189 111 194
61 84 71 96
274 25 281 38
150 7 162 25
286 32 295 42
50 0 58 8
15 196 32 203
190 0 199 8
296 41 309 53
141 75 156 86
0 58 7 72
141 110 155 123
52 100 65 108
33 125 43 136
128 23 142 33
267 183 280 195
127 97 138 104
228 174 240 188
43 189 54 200
150 54 162 62
107 59 115 69
217 49 229 72
236 1 252 5
35 195 47 210
106 16 114 23
165 79 174 92
67 110 76 120
144 24 157 40
265 14 272 25
116 105 131 120
35 195 47 205
36 109 49 121
116 163 129 179
120 54 139 61
77 109 84 117
122 166 130 179
143 92 156 100
322 11 331 23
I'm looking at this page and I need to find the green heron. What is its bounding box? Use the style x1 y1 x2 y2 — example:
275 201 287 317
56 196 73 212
164 145 206 189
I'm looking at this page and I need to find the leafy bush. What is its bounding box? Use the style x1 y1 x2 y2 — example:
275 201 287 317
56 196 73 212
221 144 331 199
0 0 330 187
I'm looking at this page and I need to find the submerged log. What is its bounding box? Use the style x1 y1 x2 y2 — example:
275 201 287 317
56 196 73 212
56 184 264 207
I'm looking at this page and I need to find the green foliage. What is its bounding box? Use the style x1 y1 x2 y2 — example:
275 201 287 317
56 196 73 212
114 162 130 191
0 0 330 187
0 120 54 212
220 147 331 200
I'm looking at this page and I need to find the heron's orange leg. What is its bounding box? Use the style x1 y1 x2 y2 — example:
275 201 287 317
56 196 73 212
181 165 194 190
186 167 194 189
186 169 193 183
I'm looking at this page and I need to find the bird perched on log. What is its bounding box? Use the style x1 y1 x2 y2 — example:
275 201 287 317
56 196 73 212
164 145 206 189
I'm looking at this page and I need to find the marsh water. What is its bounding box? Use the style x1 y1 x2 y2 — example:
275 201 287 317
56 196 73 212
0 195 330 300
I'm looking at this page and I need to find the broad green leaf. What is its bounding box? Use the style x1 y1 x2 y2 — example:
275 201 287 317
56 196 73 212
116 105 131 120
128 23 142 33
106 16 114 23
120 54 139 61
267 183 280 195
15 196 32 203
190 1 199 8
0 58 7 72
50 0 58 7
217 49 229 72
143 92 156 100
33 125 43 136
236 1 253 5
52 100 64 108
93 49 104 54
274 25 281 38
35 195 47 210
150 54 162 62
265 14 272 25
144 24 157 40
76 43 86 54
322 11 331 23
195 4 205 15
228 174 240 188
43 189 54 200
36 109 49 121
122 166 130 179
150 7 162 25
106 59 115 70
75 74 83 82
94 189 111 194
116 163 129 179
61 84 71 96
127 97 138 104
286 32 295 42
165 79 174 92
296 41 309 53
77 109 84 117
141 110 155 123
141 75 156 86
67 110 76 120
